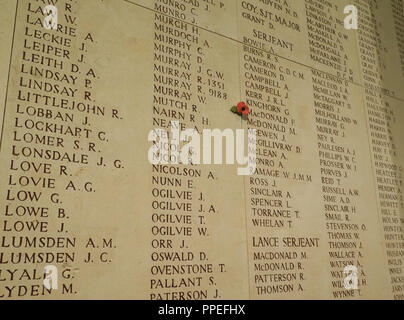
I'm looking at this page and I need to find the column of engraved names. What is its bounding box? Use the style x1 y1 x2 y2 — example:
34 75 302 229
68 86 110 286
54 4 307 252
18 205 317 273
0 0 118 299
150 1 228 300
0 0 79 298
239 0 320 298
356 0 404 299
306 0 370 298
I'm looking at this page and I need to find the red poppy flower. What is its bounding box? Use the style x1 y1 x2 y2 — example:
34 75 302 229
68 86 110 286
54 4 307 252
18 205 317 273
237 102 249 115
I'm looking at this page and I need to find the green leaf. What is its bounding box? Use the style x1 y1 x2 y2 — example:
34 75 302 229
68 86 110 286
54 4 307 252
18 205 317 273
230 106 238 113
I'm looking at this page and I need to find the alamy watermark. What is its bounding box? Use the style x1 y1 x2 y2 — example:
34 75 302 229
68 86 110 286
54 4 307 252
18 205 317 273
344 265 359 290
43 265 58 290
43 5 58 30
344 5 358 30
148 121 257 176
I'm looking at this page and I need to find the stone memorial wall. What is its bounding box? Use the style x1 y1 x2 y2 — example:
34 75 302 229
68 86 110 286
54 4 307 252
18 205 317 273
0 0 403 299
